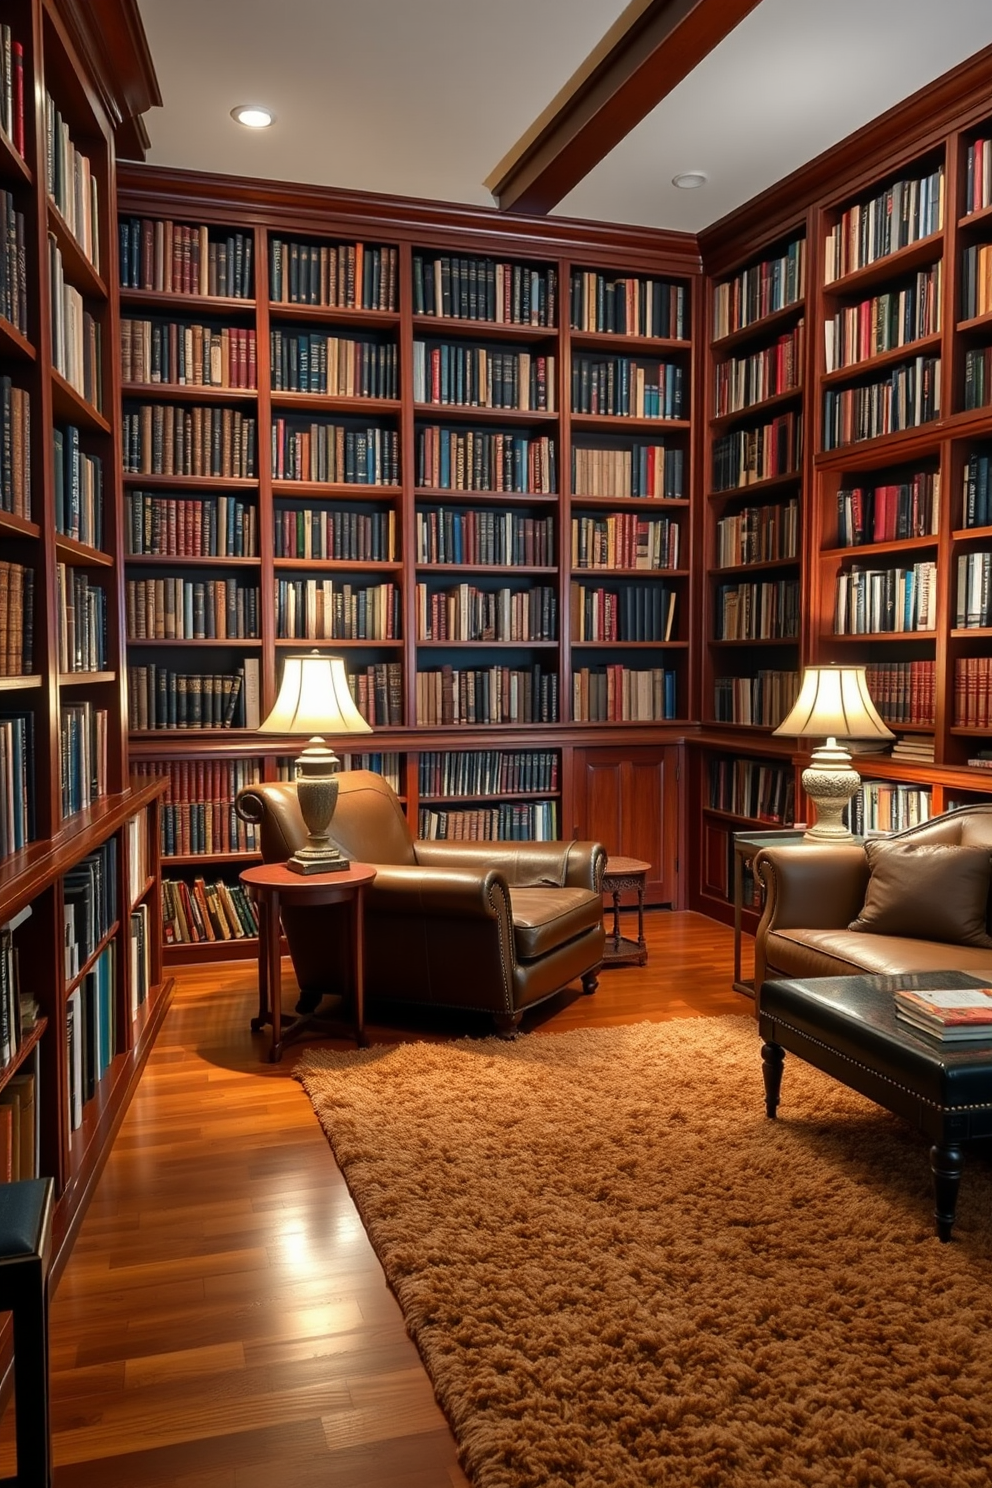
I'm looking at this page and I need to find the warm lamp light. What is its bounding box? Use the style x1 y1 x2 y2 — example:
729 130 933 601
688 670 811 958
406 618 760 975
258 653 371 873
773 665 894 841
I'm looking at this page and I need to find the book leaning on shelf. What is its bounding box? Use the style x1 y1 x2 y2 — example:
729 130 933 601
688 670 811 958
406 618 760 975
894 985 992 1041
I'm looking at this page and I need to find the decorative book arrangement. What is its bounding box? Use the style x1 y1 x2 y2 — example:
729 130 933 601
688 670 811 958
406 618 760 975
416 427 556 492
120 219 253 298
571 443 683 499
570 270 686 339
711 411 801 491
271 239 396 310
414 254 555 325
836 472 939 546
894 986 992 1042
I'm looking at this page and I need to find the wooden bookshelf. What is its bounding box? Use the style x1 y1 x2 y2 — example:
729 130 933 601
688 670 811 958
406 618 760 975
0 0 169 1282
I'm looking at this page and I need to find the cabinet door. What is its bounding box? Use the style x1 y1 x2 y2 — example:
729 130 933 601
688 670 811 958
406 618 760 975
571 746 678 905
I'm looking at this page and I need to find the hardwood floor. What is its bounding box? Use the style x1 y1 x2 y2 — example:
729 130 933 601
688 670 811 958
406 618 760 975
18 910 753 1486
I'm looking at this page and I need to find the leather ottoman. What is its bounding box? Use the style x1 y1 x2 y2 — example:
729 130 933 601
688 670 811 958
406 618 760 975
758 971 992 1241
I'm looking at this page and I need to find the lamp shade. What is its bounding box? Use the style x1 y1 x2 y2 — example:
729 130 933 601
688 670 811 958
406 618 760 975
773 665 894 741
257 653 372 737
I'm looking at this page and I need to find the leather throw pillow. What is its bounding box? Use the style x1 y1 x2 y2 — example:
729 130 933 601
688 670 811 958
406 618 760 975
848 839 992 945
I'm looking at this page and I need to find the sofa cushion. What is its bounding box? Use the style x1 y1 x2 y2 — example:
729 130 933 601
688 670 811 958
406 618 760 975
509 887 602 960
848 840 992 946
764 928 992 982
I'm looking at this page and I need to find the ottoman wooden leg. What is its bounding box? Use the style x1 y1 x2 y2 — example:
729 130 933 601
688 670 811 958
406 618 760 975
761 1041 785 1119
930 1143 964 1242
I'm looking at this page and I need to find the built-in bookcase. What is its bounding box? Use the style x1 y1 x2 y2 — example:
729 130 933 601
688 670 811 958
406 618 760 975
0 0 168 1279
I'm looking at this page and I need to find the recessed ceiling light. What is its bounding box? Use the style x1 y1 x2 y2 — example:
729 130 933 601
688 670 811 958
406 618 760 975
231 105 274 129
672 171 707 190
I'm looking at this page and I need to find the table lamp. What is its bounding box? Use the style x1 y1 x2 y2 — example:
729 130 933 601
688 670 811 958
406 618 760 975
257 652 371 873
773 664 894 842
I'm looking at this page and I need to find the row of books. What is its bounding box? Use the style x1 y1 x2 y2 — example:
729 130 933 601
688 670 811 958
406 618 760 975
570 356 684 420
961 243 992 321
572 513 679 572
715 499 798 568
894 983 992 1043
126 660 261 731
417 749 559 799
822 356 940 450
417 508 554 568
275 579 400 641
49 236 102 410
45 91 98 268
328 752 401 792
0 713 33 853
162 877 259 945
0 905 34 1069
964 346 992 412
824 263 941 371
712 238 805 340
415 664 558 726
66 942 115 1130
0 376 29 517
119 218 254 298
417 583 557 643
125 577 260 642
572 443 684 500
63 839 117 976
712 670 800 728
865 660 936 726
129 904 151 1021
417 801 559 842
954 657 992 728
412 255 555 326
889 735 935 763
569 272 686 340
416 427 557 493
270 331 397 398
54 426 102 548
824 165 944 283
964 451 992 529
0 27 25 158
572 665 677 723
349 662 403 727
60 702 107 816
270 419 398 485
126 810 150 906
271 239 397 311
412 343 556 412
711 411 801 492
126 491 258 557
274 504 394 562
0 191 26 333
570 582 676 643
120 319 257 389
123 404 257 478
0 560 33 674
57 566 107 671
132 758 260 857
713 321 804 417
708 757 795 824
715 578 800 641
834 560 937 634
845 781 932 835
955 551 992 628
835 472 940 546
964 136 992 217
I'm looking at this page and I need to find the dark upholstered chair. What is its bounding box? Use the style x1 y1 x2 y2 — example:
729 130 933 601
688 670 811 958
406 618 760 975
236 771 606 1035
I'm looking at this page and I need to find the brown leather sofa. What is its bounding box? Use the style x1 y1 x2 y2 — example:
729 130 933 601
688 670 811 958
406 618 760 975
236 771 607 1035
754 804 992 992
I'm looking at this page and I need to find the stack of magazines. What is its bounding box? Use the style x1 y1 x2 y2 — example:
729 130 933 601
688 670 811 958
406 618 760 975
894 985 992 1041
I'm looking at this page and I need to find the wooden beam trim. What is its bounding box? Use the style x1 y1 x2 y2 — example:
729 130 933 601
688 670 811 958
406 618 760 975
490 0 761 216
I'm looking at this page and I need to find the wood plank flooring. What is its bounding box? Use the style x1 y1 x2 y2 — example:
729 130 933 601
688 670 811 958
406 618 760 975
12 910 753 1486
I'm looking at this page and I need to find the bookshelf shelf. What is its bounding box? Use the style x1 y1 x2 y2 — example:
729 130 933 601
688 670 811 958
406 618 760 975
51 370 110 431
0 128 30 186
46 201 108 300
269 392 399 416
568 329 688 355
0 316 35 360
820 333 943 387
711 301 805 356
0 674 42 692
823 230 944 298
708 385 803 433
121 382 259 404
412 316 557 345
120 289 257 314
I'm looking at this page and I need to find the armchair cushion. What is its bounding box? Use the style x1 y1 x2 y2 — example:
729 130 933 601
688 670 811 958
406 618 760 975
848 839 992 947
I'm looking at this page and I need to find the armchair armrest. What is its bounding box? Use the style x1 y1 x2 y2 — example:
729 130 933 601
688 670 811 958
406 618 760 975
413 840 606 892
754 843 869 934
367 863 512 921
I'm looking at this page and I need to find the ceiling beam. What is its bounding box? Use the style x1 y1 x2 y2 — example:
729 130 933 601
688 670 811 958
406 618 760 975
487 0 761 216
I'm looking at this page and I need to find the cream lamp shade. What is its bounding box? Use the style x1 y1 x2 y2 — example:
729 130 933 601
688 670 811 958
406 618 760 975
773 665 894 841
258 653 371 874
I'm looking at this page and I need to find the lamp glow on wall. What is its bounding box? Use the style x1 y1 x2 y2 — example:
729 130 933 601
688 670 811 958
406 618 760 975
257 652 371 873
773 665 894 841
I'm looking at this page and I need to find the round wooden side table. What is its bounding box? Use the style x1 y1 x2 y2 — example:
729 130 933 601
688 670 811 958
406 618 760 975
240 861 376 1061
601 856 651 967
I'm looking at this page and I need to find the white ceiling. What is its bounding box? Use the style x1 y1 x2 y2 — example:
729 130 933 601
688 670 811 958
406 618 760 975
135 0 992 235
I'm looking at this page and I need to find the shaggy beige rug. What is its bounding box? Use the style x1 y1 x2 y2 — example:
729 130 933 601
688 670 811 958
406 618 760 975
296 1017 992 1488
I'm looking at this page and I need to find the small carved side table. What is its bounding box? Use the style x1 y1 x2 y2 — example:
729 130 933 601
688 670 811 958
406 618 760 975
601 856 650 966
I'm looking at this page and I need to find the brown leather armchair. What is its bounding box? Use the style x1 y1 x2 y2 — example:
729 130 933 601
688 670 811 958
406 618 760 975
753 804 992 994
236 771 607 1035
